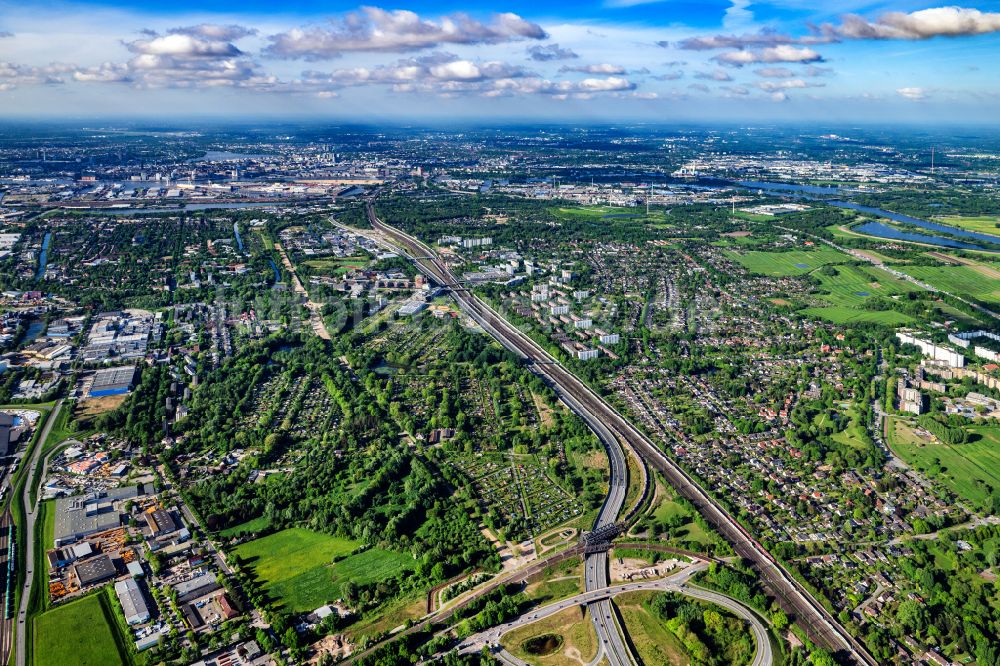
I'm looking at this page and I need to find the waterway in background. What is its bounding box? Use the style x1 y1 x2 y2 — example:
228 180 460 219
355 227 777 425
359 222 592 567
728 179 1000 252
829 201 1000 245
192 150 273 162
35 232 51 279
735 180 841 196
86 202 289 215
269 259 281 283
852 221 999 252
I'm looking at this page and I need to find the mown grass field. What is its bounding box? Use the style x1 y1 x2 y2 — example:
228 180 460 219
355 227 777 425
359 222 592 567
933 215 1000 237
894 264 1000 305
34 591 129 666
235 528 415 613
234 528 359 611
887 419 1000 511
648 482 718 548
501 604 598 665
728 246 849 276
830 407 870 451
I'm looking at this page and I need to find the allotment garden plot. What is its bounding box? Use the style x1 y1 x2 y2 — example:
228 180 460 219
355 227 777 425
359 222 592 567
450 453 582 541
244 371 341 442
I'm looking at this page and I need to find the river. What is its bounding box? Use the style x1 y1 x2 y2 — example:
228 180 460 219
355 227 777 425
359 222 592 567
729 179 1000 252
735 180 842 196
23 320 45 342
35 232 51 279
233 223 244 252
851 221 998 252
829 201 1000 245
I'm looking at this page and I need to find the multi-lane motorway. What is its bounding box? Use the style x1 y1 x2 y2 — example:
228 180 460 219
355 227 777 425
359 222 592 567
365 200 877 666
459 563 707 662
459 561 774 666
13 399 64 666
555 371 634 665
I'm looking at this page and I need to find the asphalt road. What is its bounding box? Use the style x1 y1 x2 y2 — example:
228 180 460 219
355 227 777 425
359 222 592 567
556 375 634 666
366 203 876 666
459 562 772 666
15 398 64 666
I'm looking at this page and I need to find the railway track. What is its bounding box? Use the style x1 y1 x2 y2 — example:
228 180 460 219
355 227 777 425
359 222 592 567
366 200 877 666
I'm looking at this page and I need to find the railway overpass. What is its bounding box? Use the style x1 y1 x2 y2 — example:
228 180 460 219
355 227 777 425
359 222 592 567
364 200 877 666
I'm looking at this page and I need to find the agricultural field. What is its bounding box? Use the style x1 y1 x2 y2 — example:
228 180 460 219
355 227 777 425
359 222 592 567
813 264 919 308
33 591 131 666
500 604 598 666
932 215 1000 237
728 246 849 276
234 528 416 613
798 305 913 325
887 419 1000 512
893 264 1000 305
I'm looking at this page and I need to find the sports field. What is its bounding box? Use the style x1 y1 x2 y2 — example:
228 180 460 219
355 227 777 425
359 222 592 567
34 592 129 666
235 528 414 613
887 419 1000 511
793 263 920 325
728 246 849 276
894 264 1000 305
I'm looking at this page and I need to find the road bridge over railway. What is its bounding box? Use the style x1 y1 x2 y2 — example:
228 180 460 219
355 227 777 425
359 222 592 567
364 198 877 666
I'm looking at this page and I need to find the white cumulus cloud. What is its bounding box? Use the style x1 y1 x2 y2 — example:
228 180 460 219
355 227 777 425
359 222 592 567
265 7 546 59
824 6 1000 40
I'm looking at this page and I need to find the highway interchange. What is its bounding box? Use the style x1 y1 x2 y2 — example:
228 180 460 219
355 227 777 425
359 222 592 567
364 198 878 666
457 562 774 666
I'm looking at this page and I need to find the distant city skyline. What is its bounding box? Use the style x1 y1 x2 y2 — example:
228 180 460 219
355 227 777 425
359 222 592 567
2 1 1000 122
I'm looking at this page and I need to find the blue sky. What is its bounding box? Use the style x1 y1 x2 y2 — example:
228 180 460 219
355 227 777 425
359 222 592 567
1 1 1000 122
